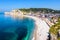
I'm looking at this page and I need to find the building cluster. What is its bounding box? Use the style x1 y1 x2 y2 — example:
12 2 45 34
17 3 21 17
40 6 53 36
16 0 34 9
26 11 60 24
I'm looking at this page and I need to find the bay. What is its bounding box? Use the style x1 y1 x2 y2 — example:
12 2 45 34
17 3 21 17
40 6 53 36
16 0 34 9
0 13 35 40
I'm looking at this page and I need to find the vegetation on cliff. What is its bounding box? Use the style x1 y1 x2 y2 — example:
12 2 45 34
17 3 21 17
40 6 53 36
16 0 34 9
49 17 60 40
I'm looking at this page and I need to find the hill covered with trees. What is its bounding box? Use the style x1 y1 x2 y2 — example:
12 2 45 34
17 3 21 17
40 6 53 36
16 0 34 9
19 8 60 13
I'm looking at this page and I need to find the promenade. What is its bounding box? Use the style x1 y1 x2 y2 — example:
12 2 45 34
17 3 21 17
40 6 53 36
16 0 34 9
42 18 54 27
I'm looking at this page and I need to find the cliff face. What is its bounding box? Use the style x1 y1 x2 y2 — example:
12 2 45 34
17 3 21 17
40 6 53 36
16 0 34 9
50 33 57 40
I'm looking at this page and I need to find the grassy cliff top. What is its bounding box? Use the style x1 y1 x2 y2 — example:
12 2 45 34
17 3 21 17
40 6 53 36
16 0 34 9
49 17 60 35
49 17 60 40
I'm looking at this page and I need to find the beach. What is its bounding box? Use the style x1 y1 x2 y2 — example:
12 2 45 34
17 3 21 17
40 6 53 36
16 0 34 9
24 15 50 40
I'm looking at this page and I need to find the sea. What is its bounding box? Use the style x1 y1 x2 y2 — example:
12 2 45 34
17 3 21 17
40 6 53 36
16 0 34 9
0 12 35 40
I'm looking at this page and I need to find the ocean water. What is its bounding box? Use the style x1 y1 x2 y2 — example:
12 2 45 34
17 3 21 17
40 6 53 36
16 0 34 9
0 13 35 40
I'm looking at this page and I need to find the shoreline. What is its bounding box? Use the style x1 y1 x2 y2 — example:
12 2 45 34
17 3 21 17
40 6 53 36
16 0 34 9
24 15 50 40
4 11 51 40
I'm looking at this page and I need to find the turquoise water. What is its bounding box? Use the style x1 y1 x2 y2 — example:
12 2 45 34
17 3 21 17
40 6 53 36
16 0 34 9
0 14 35 40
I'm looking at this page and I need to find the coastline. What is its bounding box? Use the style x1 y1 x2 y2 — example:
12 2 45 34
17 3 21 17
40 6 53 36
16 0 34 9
24 15 50 40
4 10 53 40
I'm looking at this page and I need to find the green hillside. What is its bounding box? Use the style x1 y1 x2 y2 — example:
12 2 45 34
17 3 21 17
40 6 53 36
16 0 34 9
19 8 60 13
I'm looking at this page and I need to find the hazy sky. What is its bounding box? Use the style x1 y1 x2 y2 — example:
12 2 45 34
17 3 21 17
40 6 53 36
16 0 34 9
0 0 60 11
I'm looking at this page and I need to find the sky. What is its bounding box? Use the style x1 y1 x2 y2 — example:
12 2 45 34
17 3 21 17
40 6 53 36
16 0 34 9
0 0 60 11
